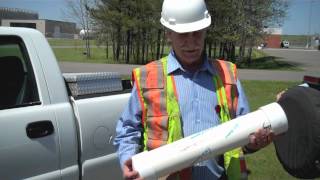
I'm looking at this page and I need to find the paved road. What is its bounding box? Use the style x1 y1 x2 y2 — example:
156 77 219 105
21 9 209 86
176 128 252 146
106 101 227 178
59 48 319 81
237 48 319 81
264 48 320 73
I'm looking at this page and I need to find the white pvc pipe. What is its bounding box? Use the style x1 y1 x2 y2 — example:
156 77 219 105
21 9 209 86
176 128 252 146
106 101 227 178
132 102 288 180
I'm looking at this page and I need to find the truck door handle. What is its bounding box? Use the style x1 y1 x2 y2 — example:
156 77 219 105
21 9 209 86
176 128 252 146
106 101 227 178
26 120 54 139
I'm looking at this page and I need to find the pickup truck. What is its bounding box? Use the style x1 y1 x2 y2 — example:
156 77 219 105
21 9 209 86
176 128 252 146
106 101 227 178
0 27 130 179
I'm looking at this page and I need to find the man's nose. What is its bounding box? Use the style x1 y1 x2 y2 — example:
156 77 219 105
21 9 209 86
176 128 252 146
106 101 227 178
186 31 198 38
184 31 199 42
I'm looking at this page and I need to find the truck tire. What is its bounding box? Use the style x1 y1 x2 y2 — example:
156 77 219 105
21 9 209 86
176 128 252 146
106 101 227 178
275 86 320 179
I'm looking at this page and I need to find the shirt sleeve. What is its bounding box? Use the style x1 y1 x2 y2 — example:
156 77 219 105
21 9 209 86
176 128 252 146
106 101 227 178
236 79 250 116
113 84 143 168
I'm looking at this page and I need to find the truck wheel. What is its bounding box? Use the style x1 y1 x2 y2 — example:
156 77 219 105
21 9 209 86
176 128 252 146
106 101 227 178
275 86 320 179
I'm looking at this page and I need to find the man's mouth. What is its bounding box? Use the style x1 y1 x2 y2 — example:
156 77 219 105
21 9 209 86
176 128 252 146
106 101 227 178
183 49 198 53
183 49 199 55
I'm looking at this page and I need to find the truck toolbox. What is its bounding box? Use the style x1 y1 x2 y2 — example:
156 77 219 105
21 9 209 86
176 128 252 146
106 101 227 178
63 72 123 97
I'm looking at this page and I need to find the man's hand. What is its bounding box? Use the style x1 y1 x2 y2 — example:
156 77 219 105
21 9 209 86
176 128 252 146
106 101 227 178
123 159 143 180
245 128 275 151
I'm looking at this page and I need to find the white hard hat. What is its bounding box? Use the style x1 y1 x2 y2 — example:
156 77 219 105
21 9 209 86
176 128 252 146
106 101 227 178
160 0 211 33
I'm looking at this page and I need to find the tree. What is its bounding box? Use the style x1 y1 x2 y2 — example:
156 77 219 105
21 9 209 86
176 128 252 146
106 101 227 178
206 0 288 63
90 0 163 64
64 0 94 58
89 0 287 64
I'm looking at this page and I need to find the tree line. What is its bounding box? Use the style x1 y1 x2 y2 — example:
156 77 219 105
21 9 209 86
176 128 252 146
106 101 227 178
72 0 288 64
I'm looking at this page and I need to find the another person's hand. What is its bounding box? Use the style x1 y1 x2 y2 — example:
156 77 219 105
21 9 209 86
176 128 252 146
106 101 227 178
276 90 286 101
123 158 143 180
245 128 275 151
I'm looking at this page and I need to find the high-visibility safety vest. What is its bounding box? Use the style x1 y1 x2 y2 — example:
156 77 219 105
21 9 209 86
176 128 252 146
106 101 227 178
132 56 248 180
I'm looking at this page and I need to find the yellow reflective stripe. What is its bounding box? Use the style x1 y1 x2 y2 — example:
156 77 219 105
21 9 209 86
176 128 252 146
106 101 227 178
224 148 243 179
162 57 182 143
213 75 231 123
167 75 182 143
224 148 240 169
212 60 246 179
133 68 149 151
213 77 223 119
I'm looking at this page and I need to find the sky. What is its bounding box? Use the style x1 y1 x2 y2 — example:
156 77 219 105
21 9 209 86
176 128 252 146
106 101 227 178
0 0 320 35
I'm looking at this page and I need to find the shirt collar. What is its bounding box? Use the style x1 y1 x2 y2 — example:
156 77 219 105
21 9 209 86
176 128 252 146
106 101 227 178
167 50 216 75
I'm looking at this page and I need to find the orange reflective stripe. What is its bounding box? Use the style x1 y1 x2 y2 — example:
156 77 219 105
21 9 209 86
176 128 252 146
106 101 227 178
132 69 146 128
142 61 168 150
217 59 237 84
218 61 233 113
215 59 238 119
146 116 168 149
145 62 162 116
218 60 232 84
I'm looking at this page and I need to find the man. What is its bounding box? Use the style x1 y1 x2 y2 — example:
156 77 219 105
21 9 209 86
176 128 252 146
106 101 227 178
114 0 274 179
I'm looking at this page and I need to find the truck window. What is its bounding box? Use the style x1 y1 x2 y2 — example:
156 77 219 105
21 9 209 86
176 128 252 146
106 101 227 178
0 36 40 110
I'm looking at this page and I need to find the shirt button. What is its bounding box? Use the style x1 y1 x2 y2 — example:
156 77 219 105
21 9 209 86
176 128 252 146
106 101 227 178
196 119 201 123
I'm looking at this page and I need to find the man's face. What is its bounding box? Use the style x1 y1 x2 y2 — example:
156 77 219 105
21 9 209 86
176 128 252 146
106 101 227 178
167 30 206 69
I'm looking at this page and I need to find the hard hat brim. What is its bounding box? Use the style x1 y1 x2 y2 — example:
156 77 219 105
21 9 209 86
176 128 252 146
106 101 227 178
160 15 211 33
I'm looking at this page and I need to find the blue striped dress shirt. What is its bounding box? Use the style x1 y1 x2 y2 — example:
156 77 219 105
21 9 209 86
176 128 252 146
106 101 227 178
114 51 250 180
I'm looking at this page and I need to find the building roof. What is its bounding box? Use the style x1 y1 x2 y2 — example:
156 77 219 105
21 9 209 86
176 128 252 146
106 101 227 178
263 27 282 35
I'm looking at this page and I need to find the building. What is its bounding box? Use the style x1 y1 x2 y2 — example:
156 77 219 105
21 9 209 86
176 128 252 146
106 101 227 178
263 28 282 48
2 19 76 38
0 7 76 39
0 7 38 24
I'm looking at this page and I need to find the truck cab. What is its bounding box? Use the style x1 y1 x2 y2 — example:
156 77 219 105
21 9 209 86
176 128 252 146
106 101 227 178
0 27 128 180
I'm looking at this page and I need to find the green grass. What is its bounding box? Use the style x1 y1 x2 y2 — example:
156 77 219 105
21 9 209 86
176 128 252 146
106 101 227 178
52 46 165 64
53 47 113 63
242 80 320 180
48 38 96 46
242 80 299 111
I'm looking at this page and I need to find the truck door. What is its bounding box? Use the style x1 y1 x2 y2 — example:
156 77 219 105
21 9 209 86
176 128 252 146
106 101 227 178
0 36 62 179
